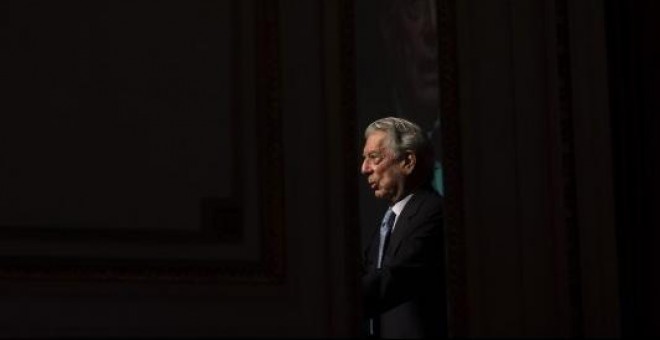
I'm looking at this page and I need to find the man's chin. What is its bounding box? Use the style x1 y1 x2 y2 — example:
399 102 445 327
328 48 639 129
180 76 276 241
373 190 389 200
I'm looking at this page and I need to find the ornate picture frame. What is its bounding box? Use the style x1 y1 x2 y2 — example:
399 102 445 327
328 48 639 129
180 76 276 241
0 0 285 285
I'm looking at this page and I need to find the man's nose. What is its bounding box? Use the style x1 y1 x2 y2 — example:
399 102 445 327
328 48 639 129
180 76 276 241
361 159 371 175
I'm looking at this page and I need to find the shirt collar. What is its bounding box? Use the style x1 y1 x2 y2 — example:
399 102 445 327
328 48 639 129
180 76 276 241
391 193 414 225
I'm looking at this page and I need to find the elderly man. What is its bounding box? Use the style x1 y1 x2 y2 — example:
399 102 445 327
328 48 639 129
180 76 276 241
360 117 447 338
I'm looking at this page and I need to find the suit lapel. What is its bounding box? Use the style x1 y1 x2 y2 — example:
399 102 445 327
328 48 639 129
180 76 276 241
386 190 427 256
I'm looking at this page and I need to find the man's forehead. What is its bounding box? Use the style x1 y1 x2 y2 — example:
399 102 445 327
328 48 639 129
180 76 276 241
363 131 388 151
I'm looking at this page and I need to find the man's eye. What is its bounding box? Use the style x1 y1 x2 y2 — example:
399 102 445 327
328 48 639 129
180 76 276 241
367 153 383 163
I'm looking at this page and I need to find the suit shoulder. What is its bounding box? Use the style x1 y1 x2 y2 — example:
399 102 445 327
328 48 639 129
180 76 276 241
415 188 443 208
405 188 442 219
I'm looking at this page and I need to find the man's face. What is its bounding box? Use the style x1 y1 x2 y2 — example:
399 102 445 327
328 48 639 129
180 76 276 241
361 131 407 204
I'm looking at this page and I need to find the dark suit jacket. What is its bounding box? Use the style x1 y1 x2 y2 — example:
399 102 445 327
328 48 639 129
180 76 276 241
362 187 447 338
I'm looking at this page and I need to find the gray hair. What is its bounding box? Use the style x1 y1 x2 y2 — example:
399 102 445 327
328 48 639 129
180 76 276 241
365 116 431 159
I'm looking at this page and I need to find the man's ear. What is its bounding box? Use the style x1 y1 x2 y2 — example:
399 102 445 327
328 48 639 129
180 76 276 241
400 151 417 175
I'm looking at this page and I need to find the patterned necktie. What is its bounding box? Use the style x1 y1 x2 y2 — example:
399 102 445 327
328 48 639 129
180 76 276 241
377 208 396 269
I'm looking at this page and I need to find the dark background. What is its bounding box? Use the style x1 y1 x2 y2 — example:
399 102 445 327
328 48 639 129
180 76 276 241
608 0 660 336
0 0 658 337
